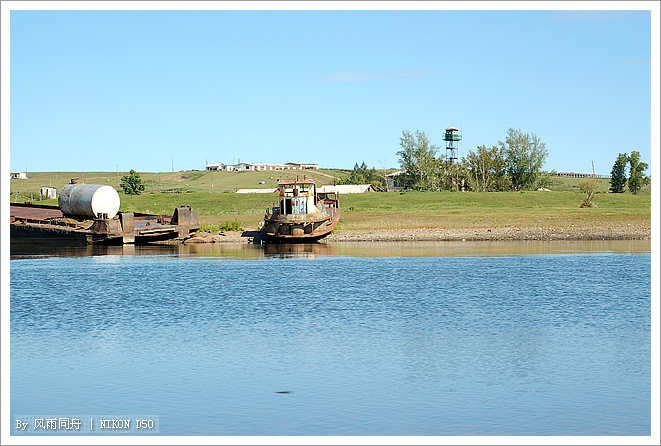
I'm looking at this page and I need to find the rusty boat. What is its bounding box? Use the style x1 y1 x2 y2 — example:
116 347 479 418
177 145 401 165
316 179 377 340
261 178 339 242
10 179 199 245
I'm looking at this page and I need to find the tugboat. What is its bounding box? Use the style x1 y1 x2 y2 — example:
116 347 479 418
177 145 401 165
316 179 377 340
261 177 339 242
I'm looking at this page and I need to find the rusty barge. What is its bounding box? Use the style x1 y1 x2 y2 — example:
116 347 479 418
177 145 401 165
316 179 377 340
10 180 199 245
261 178 339 242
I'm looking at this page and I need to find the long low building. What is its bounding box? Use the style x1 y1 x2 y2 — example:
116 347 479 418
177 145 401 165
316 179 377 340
235 188 278 194
237 184 374 194
556 172 611 179
206 162 318 172
318 184 375 194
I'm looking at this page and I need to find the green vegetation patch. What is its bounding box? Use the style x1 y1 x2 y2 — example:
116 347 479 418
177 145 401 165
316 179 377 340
200 220 244 233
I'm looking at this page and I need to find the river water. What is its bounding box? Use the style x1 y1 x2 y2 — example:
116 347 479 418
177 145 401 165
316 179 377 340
9 240 651 437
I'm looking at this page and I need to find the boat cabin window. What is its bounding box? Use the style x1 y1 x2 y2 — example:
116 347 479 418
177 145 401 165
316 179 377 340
282 198 293 215
281 196 308 215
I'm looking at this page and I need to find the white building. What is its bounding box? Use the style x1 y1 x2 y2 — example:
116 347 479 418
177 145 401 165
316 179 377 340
286 162 318 170
206 163 226 171
386 171 405 191
318 184 375 194
235 188 279 194
10 172 28 179
41 187 57 199
206 162 318 172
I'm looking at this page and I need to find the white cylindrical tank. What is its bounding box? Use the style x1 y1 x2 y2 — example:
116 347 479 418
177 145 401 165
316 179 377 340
58 183 121 219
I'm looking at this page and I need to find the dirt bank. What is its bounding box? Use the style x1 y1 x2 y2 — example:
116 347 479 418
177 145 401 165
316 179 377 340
183 224 651 244
325 225 651 242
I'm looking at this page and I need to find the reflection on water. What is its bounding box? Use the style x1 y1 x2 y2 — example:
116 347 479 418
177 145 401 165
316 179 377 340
10 240 179 259
11 239 651 260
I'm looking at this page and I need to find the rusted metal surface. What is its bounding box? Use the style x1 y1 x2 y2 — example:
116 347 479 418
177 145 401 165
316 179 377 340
170 206 199 237
10 203 63 219
10 203 200 245
262 178 340 242
119 212 135 244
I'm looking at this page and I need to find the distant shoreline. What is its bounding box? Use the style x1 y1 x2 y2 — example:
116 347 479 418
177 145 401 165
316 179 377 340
185 225 651 244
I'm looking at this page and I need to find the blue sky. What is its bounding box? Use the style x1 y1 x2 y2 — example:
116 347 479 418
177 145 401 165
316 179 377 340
3 3 657 176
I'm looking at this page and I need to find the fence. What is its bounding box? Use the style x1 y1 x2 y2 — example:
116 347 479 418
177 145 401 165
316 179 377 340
556 172 611 179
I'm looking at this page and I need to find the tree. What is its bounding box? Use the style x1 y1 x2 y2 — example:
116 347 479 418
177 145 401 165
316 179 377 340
609 153 628 193
499 128 548 191
462 145 507 192
341 162 385 191
578 178 599 208
628 151 649 195
535 171 556 190
396 130 443 191
120 169 145 195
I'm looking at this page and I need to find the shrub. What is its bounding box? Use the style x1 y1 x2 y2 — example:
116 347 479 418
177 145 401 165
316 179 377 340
199 220 244 233
119 169 146 196
218 220 244 231
578 178 599 208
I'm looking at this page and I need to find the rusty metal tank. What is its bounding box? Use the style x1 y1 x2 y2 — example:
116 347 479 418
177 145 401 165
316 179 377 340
58 183 121 219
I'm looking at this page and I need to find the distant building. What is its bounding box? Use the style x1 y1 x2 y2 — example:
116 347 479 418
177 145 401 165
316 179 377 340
318 184 375 194
386 171 405 191
206 162 318 172
41 187 57 199
10 172 28 179
286 162 318 170
556 172 611 179
206 163 226 171
235 188 279 194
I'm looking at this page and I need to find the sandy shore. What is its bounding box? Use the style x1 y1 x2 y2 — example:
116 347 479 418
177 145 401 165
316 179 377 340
325 225 651 242
184 224 651 244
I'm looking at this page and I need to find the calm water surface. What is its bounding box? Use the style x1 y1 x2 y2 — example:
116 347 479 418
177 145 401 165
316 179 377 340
10 241 651 436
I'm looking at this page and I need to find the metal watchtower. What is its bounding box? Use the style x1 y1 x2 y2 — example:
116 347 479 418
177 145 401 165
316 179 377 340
443 126 462 163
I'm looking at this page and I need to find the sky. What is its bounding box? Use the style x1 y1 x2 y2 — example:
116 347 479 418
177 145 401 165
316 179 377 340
2 2 658 177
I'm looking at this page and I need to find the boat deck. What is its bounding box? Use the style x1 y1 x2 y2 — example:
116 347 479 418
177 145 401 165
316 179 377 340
10 203 199 244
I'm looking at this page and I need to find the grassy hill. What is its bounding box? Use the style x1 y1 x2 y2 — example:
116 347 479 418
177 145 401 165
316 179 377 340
9 170 650 233
9 169 348 196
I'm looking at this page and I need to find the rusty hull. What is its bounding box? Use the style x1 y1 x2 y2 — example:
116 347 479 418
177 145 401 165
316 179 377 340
262 208 340 241
10 203 199 245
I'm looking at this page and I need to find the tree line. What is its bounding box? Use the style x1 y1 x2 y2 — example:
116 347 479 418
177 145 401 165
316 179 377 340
344 128 649 194
395 128 549 192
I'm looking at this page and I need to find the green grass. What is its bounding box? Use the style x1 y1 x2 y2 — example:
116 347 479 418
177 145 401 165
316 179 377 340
335 189 650 231
9 169 346 198
541 176 612 191
10 171 651 232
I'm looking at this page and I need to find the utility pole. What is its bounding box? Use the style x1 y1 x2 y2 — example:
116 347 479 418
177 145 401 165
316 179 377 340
379 158 388 192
